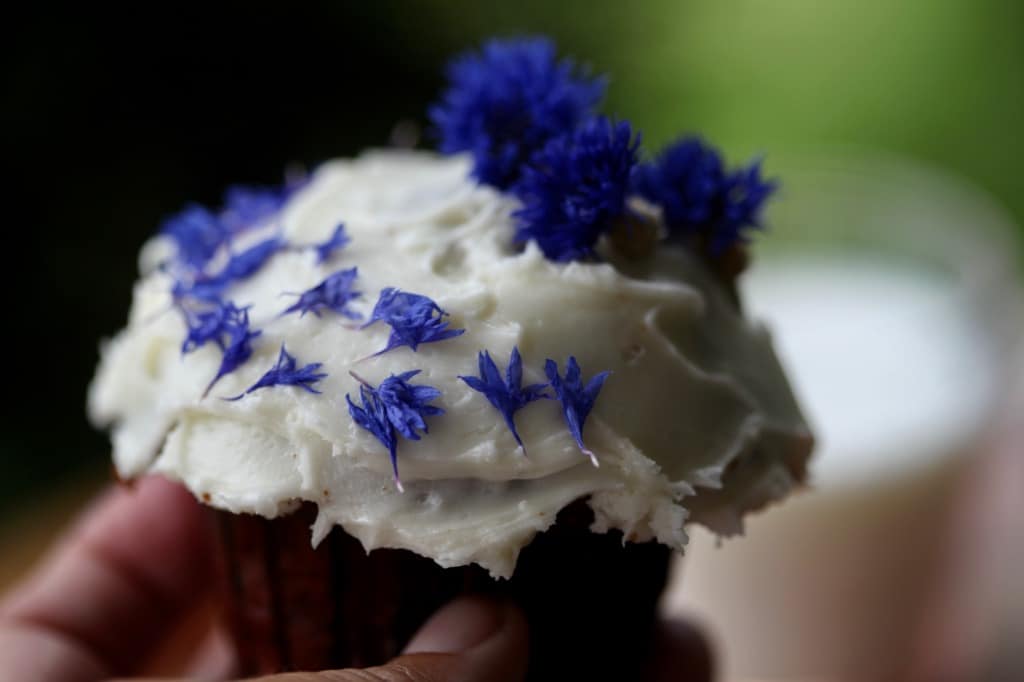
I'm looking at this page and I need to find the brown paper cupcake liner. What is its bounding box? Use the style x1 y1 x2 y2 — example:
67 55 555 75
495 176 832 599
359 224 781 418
215 498 671 680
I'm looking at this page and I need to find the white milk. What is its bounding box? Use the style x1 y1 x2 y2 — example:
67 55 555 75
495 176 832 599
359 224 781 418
748 252 997 489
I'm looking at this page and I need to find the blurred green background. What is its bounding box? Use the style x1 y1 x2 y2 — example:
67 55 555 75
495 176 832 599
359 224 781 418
3 1 1022 512
422 0 1024 218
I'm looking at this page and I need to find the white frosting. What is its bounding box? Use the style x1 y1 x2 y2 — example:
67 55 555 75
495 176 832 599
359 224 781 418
88 150 812 578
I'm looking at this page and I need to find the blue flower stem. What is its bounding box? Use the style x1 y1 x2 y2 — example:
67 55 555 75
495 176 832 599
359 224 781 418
348 370 373 388
202 378 217 399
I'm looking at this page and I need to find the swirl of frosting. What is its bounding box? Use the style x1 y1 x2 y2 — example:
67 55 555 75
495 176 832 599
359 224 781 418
88 150 812 578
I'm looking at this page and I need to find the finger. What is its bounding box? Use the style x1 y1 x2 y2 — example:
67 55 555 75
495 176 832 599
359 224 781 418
646 618 713 682
0 475 215 680
241 595 529 682
182 622 237 680
137 594 237 679
401 594 511 655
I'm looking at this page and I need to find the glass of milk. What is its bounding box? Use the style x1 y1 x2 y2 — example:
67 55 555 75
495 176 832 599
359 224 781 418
664 152 1024 681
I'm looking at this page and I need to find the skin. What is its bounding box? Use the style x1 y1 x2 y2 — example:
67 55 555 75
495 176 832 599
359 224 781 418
0 476 712 682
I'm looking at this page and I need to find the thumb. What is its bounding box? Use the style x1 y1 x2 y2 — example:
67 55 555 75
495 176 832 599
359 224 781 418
256 595 529 682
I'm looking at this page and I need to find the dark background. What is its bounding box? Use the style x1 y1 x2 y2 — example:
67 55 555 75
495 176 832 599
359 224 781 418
3 4 453 506
3 2 1023 512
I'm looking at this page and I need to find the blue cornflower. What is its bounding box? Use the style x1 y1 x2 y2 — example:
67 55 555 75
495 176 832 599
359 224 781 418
161 204 228 272
513 117 640 262
161 169 302 274
346 370 445 491
220 185 289 233
363 288 465 355
226 345 327 400
347 385 396 483
632 136 724 230
281 267 362 319
312 224 351 264
459 347 549 454
430 36 606 190
634 137 777 253
202 307 261 398
174 237 284 301
171 277 224 304
181 300 252 354
711 160 777 253
544 356 610 466
220 237 283 281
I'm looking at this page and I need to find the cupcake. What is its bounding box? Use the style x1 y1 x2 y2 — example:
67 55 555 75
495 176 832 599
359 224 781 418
88 37 813 679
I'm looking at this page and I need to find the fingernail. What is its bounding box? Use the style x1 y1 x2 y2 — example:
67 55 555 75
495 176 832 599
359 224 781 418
403 596 505 654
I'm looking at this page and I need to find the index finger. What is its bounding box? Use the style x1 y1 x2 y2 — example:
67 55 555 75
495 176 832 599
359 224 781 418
0 475 216 680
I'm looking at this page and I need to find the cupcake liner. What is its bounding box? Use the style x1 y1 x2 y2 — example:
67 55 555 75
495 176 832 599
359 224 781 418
215 498 671 679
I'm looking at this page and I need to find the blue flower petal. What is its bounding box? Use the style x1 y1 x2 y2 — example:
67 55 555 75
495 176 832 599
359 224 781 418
513 117 639 262
226 345 327 400
313 224 351 264
459 347 549 453
161 204 228 272
203 308 261 398
346 371 445 491
220 185 289 234
281 267 362 319
544 356 610 466
363 288 465 355
181 300 252 355
634 136 777 253
430 36 605 190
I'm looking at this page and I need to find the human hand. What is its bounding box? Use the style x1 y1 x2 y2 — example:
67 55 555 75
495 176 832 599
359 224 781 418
0 476 710 682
